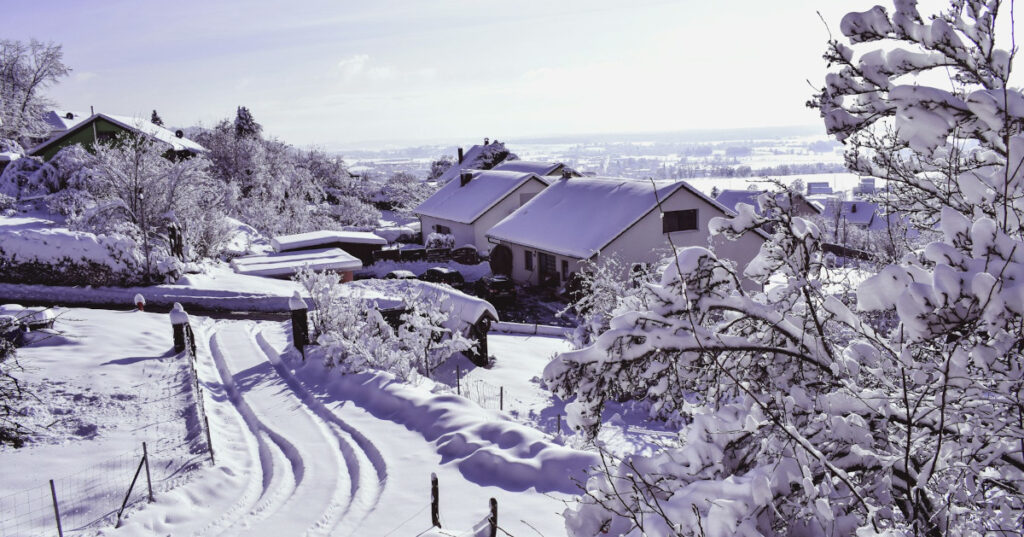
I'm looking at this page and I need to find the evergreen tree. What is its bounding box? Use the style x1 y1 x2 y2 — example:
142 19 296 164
150 109 163 126
234 106 262 139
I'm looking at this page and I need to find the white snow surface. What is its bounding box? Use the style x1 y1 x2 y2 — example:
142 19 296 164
0 226 140 270
414 170 540 224
271 230 386 252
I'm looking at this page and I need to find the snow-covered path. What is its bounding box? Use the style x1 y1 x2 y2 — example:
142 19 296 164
205 323 377 536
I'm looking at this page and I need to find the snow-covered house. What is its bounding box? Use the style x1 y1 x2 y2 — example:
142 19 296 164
29 112 205 161
436 138 516 184
413 169 550 254
715 189 822 218
491 160 581 177
486 177 766 286
821 200 881 229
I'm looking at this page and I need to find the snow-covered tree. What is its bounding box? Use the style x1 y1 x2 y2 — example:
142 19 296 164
810 0 1023 231
427 155 454 182
0 39 71 143
150 109 163 126
296 270 475 380
378 171 435 215
548 3 1024 534
560 254 658 349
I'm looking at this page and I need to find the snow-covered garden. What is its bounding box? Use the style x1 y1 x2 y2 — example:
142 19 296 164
3 0 1024 535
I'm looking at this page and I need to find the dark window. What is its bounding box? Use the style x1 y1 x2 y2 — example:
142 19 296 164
539 252 556 277
525 250 533 270
520 193 537 206
435 224 451 235
561 259 569 280
663 209 698 233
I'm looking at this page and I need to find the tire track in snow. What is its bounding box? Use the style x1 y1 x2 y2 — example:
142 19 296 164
206 322 351 536
253 331 388 535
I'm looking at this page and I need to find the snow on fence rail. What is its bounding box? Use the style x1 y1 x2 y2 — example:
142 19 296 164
491 321 568 337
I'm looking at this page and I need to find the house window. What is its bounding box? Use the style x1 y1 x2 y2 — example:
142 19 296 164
525 250 533 270
539 253 556 278
663 209 698 233
435 224 451 235
561 259 569 280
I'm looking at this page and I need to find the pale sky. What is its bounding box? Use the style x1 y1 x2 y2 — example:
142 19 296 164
6 1 858 147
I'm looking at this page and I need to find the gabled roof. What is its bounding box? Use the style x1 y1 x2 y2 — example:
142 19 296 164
821 200 877 226
414 170 543 224
487 177 723 259
492 160 576 176
30 113 205 156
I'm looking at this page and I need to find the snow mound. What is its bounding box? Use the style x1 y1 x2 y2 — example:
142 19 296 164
291 357 596 493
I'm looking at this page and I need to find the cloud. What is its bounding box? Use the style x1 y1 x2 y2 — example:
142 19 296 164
337 54 370 79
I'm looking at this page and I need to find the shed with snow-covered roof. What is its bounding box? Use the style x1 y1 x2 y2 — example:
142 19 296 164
271 230 387 265
413 169 551 254
485 176 766 287
29 112 205 161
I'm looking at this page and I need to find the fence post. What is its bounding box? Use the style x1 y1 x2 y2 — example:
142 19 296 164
430 473 440 528
116 453 147 527
133 293 145 312
205 415 216 465
289 292 309 360
170 303 190 354
142 442 154 502
49 479 63 537
489 497 498 537
456 365 461 396
557 414 561 436
499 386 504 411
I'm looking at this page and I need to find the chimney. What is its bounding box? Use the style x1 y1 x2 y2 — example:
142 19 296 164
460 170 473 187
851 203 857 213
484 137 490 146
457 147 464 164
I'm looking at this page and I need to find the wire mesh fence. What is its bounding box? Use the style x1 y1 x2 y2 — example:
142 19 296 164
1 319 212 536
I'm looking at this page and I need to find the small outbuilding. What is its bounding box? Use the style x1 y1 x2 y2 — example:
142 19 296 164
271 230 387 266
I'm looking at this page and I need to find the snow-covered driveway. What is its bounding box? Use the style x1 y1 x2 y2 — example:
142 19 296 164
205 322 383 536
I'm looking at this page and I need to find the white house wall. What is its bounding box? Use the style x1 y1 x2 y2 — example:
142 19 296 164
419 215 476 248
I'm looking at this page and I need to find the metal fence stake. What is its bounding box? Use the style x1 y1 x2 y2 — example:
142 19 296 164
499 386 504 411
489 497 498 537
142 442 154 502
430 473 440 528
204 415 215 465
49 479 63 537
116 453 147 527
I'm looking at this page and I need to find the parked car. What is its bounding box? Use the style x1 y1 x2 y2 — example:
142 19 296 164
419 267 465 288
474 274 516 304
384 270 417 280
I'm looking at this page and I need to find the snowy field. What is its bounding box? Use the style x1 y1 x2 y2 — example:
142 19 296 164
1 309 591 536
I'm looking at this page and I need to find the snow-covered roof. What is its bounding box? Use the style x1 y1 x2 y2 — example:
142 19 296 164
715 189 823 216
715 190 762 214
231 248 362 278
0 152 20 162
271 230 387 252
487 177 736 259
414 170 542 224
492 160 570 176
344 279 498 327
821 200 878 226
42 110 87 133
30 113 205 156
